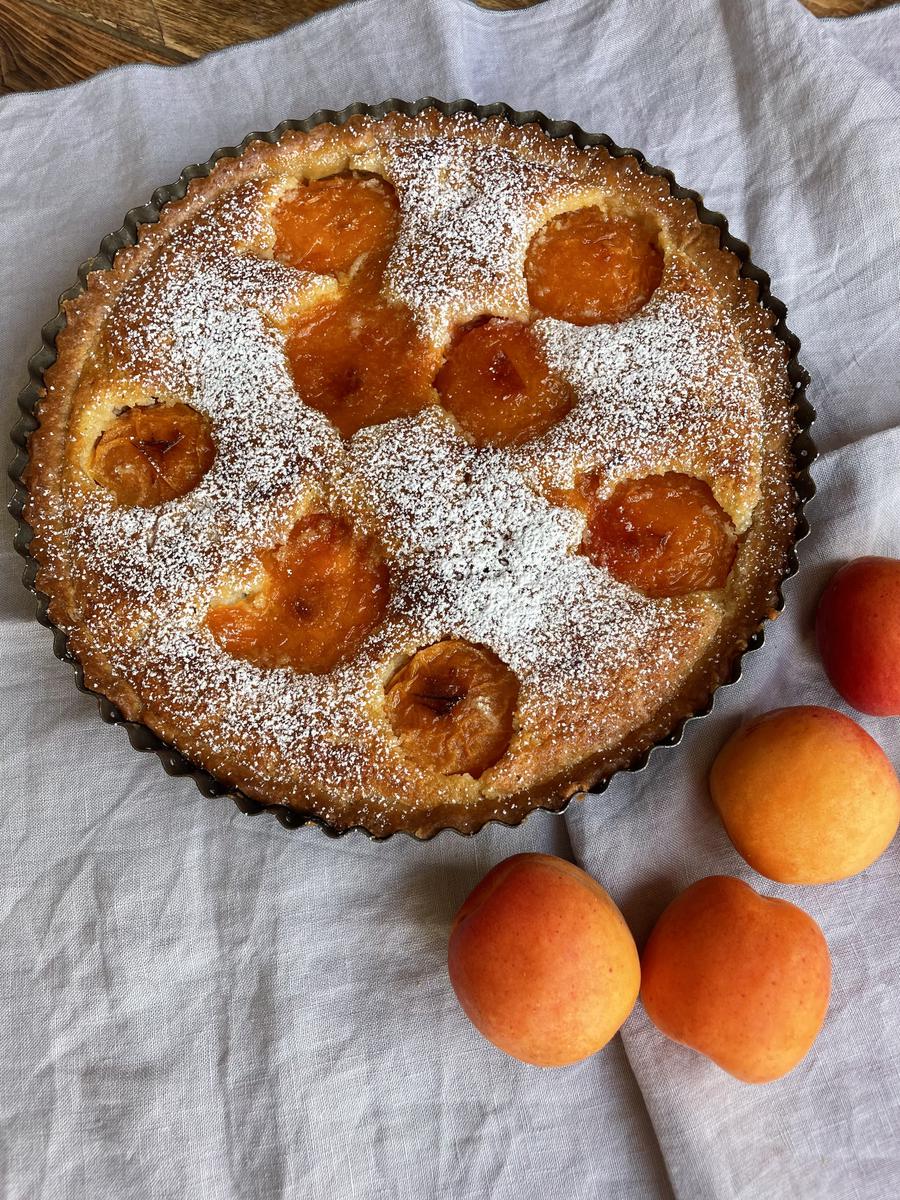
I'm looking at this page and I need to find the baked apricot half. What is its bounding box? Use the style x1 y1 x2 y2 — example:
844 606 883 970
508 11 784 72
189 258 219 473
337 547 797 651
385 640 519 777
207 512 388 673
285 294 435 438
434 319 575 447
90 402 215 507
579 472 737 597
272 173 400 280
526 209 663 325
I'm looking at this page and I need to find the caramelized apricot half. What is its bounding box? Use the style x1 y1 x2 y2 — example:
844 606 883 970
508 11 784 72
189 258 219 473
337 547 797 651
272 173 400 280
434 319 575 448
579 472 737 597
285 294 435 438
90 402 215 507
526 209 663 325
385 640 519 777
206 512 388 673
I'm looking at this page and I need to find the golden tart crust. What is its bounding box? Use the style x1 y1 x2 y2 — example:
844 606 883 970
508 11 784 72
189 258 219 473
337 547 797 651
24 110 797 838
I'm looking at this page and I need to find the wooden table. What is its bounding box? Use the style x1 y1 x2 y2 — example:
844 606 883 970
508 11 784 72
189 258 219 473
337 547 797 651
0 0 894 93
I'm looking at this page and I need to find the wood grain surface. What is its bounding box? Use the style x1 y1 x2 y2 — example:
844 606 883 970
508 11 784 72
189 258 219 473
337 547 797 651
0 0 895 93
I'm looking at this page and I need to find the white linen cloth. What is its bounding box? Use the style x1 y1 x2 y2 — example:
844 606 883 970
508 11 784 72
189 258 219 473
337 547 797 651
1 1 898 1196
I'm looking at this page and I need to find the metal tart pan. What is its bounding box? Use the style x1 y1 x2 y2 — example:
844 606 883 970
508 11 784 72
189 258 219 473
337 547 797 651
8 97 816 841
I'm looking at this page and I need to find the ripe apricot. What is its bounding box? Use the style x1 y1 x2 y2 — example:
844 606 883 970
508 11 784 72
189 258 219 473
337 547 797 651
272 173 399 279
206 512 388 673
285 294 435 438
434 319 575 447
448 853 640 1067
816 556 900 716
90 402 215 507
526 208 663 325
579 472 737 597
384 640 518 777
641 876 831 1083
710 706 900 884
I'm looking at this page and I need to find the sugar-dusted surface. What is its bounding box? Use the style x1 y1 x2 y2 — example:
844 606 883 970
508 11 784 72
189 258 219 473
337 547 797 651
381 136 568 345
72 188 342 603
529 263 764 530
29 117 789 834
344 409 691 719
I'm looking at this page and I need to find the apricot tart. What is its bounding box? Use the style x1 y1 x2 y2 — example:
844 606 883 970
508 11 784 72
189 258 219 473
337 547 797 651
18 105 808 838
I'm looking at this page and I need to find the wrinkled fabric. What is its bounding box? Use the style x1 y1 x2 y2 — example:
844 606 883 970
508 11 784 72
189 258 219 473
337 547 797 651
1 1 898 1197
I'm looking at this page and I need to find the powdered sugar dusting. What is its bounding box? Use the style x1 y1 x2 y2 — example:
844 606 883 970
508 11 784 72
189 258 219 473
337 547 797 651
344 408 672 703
75 190 342 601
529 266 764 530
382 138 564 344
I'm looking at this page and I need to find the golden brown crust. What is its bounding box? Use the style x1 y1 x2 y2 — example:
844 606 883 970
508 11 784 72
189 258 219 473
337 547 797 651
24 110 797 837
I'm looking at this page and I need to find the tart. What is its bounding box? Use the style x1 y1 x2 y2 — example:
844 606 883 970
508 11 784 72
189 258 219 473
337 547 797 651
20 105 807 839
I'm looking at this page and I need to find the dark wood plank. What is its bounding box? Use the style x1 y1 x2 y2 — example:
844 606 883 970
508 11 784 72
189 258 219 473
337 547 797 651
0 0 896 94
50 0 164 44
151 0 345 59
0 0 186 92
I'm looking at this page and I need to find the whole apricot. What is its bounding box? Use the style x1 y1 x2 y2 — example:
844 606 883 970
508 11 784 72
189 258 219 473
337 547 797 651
641 876 831 1084
710 706 900 884
448 853 639 1067
816 556 900 716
